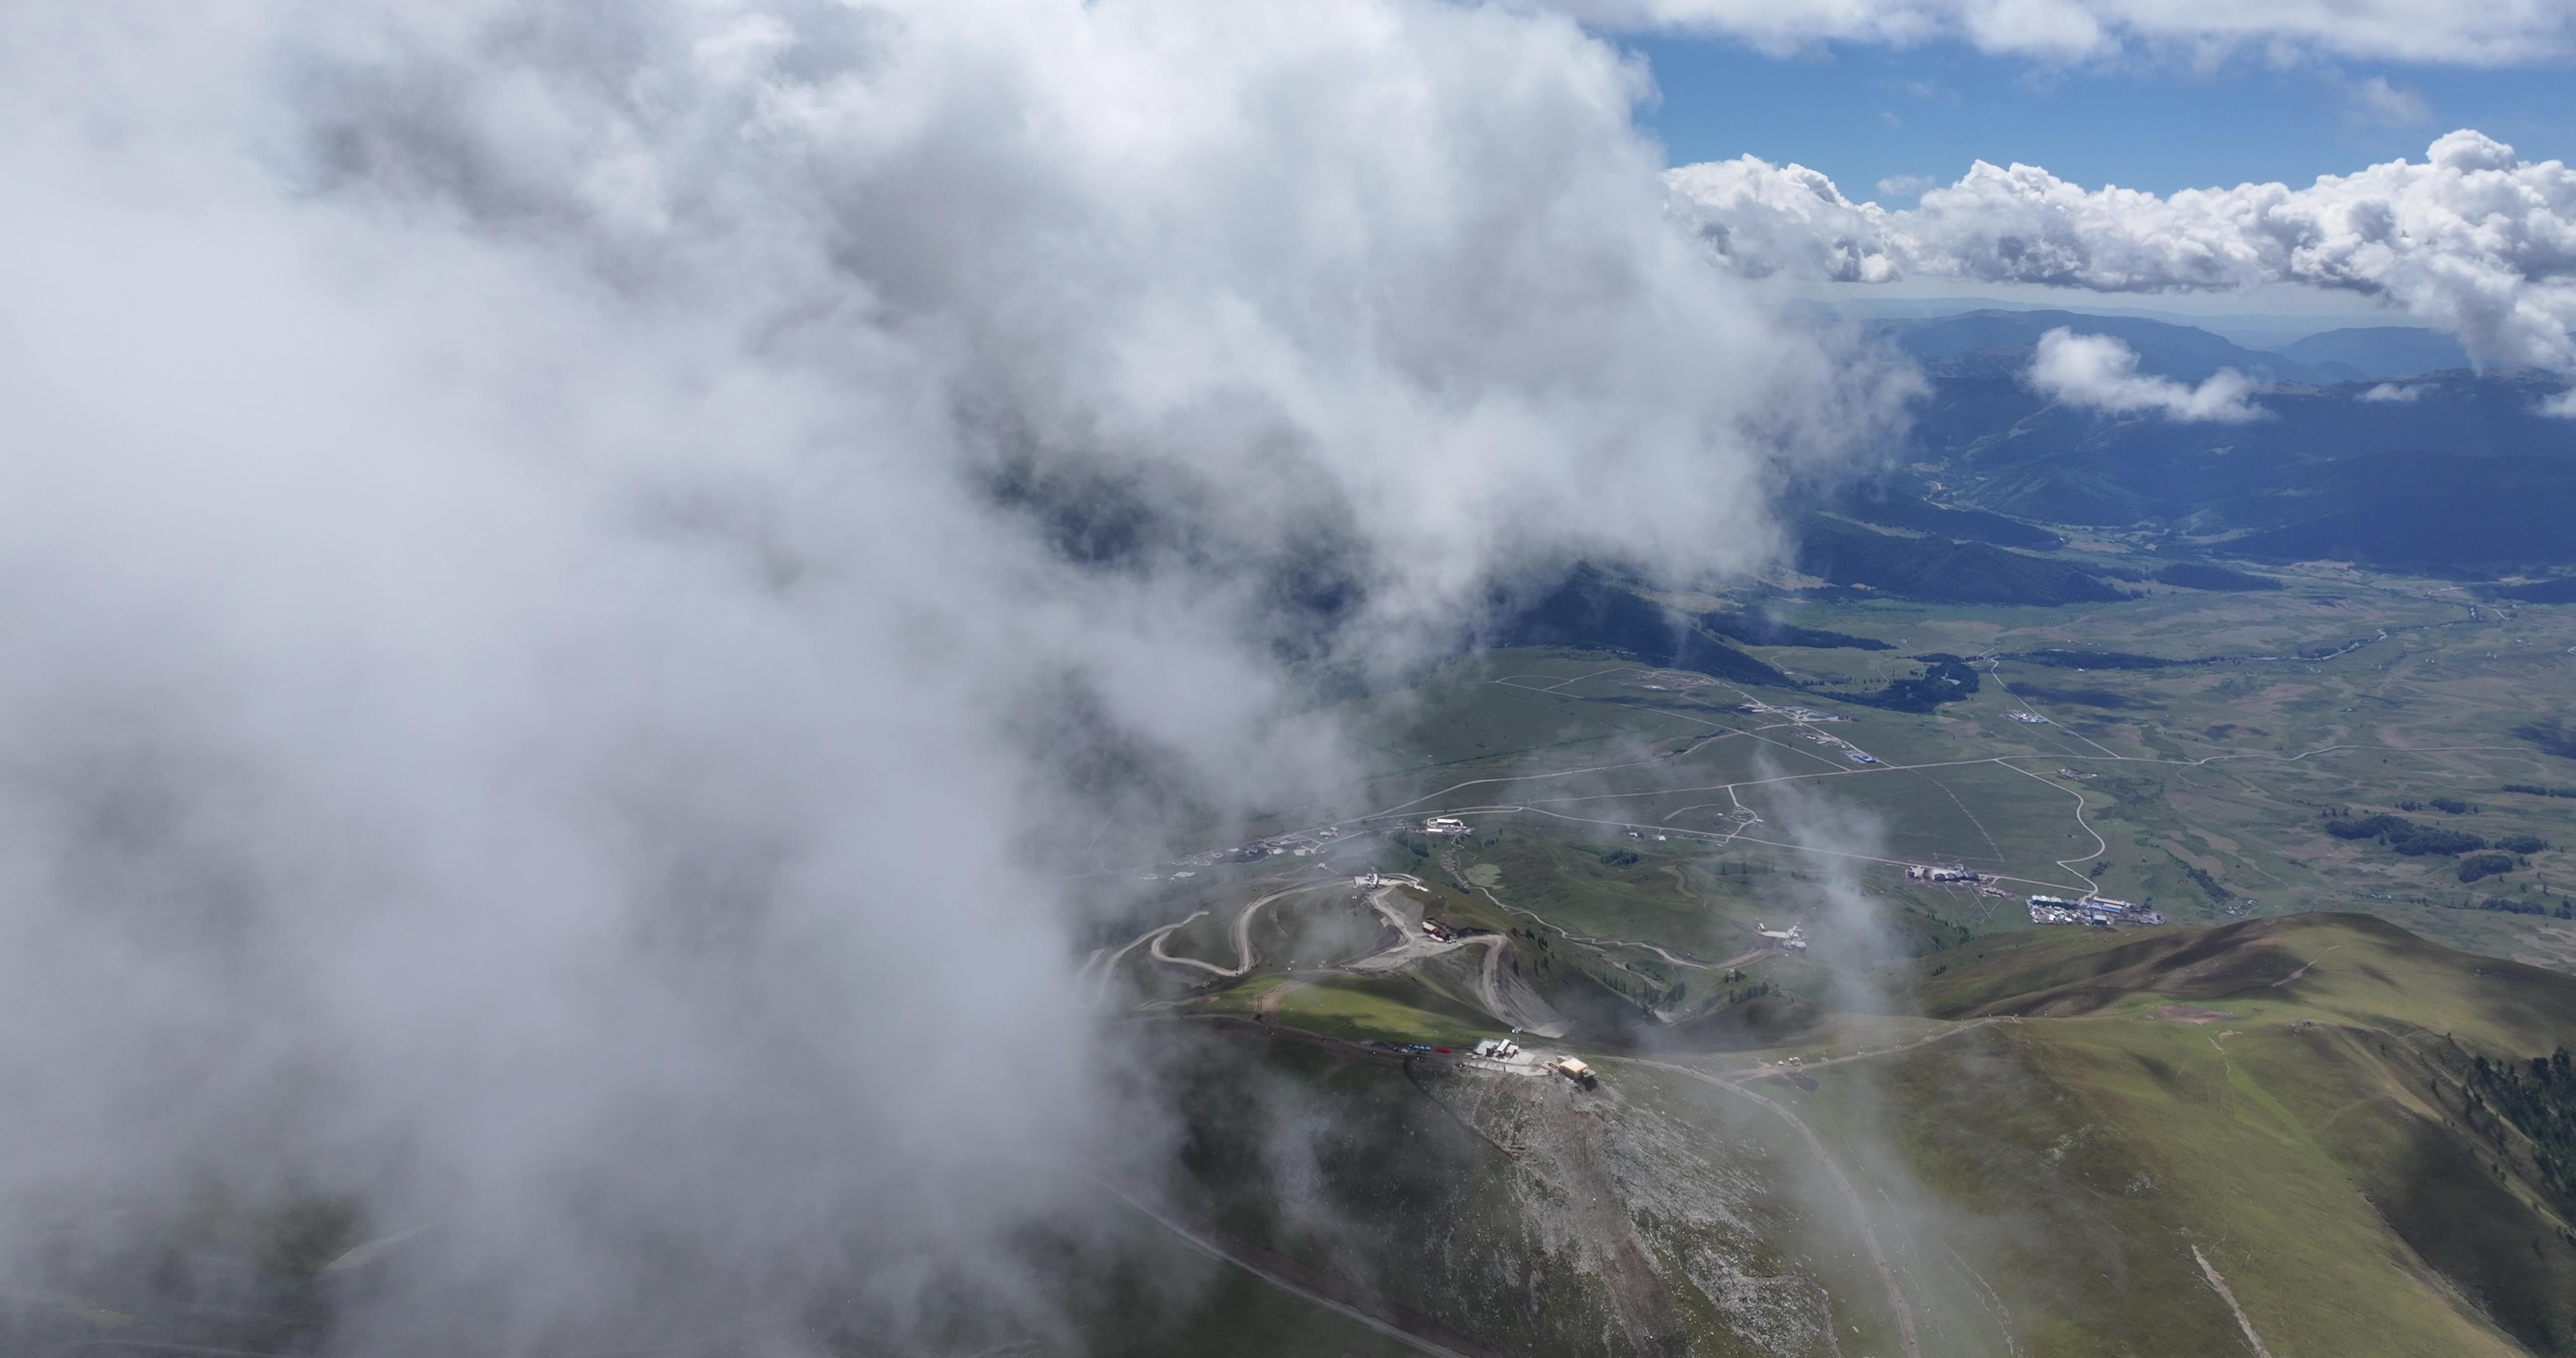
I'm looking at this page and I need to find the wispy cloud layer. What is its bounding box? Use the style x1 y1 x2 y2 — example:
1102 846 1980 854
1668 131 2576 369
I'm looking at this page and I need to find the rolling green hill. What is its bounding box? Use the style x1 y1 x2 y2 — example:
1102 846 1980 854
1157 913 2576 1356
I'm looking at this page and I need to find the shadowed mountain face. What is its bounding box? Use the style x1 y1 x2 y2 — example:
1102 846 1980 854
1791 516 2127 605
2277 326 2475 380
1492 571 1790 685
1875 309 2364 384
1870 310 2576 569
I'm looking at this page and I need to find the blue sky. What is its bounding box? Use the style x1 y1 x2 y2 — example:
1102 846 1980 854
1626 37 2576 199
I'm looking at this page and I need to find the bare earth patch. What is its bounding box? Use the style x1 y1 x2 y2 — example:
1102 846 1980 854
2155 1004 2234 1024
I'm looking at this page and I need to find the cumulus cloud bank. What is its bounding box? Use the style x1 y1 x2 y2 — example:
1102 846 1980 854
2027 328 2262 420
0 0 1896 1351
1667 130 2576 369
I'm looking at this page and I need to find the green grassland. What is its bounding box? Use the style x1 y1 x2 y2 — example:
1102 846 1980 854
1280 558 2576 978
1189 972 1502 1046
1846 913 2576 1355
1142 912 2576 1356
1085 551 2576 1356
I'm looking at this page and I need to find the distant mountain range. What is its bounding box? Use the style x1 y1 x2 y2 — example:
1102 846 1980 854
1500 309 2568 613
2275 325 2473 380
1855 309 2576 576
1873 309 2475 386
1875 309 2370 385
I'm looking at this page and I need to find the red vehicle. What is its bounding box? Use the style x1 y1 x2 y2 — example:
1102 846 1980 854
1433 1047 1451 1054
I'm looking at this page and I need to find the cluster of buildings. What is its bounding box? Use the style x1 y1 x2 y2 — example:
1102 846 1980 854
1907 864 1983 883
2008 711 2050 724
1422 816 1471 837
2028 894 2166 927
1387 1038 1592 1088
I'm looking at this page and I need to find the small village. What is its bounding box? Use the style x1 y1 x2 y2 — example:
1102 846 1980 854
2027 893 2166 927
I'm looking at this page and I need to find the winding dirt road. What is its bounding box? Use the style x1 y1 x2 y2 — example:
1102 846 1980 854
1151 886 1318 978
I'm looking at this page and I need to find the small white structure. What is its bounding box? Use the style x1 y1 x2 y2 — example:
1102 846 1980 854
1423 816 1470 836
1756 922 1810 951
1471 1038 1520 1060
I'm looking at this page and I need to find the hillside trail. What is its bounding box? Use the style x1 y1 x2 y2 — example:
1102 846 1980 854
1434 845 1715 983
1630 1059 1922 1358
1344 878 1572 1037
1086 1175 1488 1358
1089 913 1205 1002
2192 1246 2276 1358
1755 1017 2001 1075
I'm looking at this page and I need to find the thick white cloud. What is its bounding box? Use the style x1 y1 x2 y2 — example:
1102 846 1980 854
0 0 1895 1348
2027 328 2261 419
1668 131 2576 369
1558 0 2575 63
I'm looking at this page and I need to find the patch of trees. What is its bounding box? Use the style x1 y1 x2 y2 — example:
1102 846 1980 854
1837 653 1982 713
1694 608 1893 651
2005 648 2202 670
1826 489 2065 550
2459 854 2520 884
2504 783 2576 799
2498 834 2550 854
2465 1049 2576 1210
2322 811 2487 856
2176 859 2230 904
2016 683 2157 711
2515 717 2576 760
2154 561 2283 592
1791 516 2128 607
2457 893 2548 913
2401 796 2479 814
